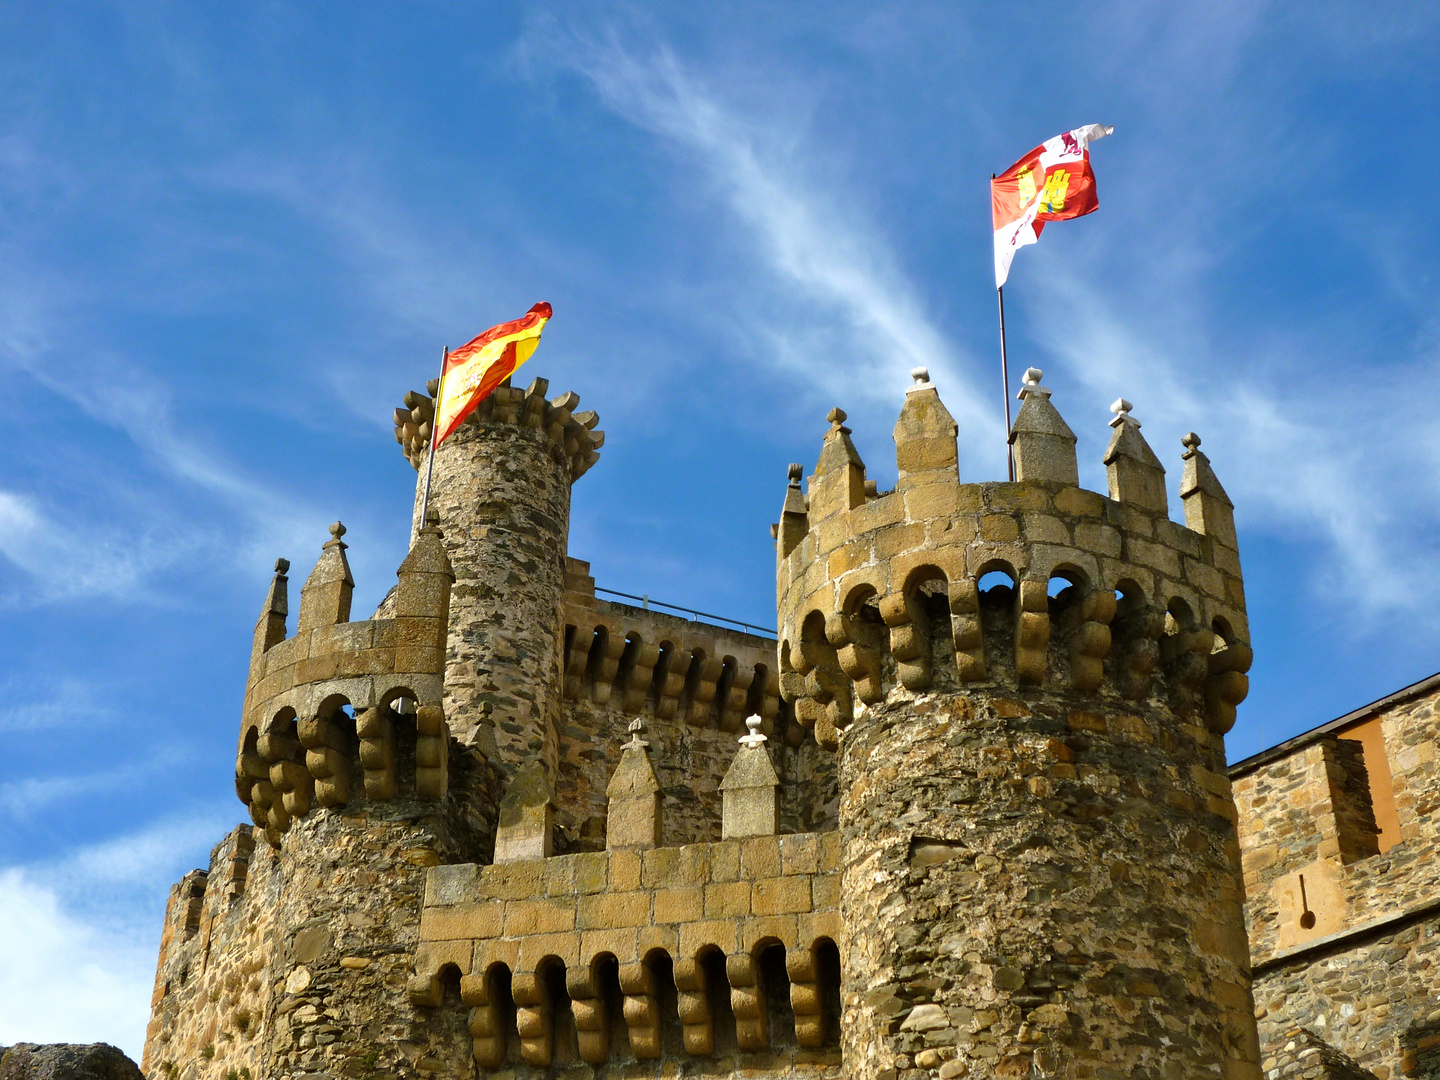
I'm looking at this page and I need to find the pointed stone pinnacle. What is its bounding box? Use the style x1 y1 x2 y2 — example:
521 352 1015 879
739 714 767 748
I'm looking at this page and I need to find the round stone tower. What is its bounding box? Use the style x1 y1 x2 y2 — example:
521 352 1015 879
394 374 604 778
775 369 1259 1079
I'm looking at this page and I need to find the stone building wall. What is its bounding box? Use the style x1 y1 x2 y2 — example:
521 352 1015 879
1233 674 1440 1077
408 836 844 1080
397 377 604 780
552 560 837 851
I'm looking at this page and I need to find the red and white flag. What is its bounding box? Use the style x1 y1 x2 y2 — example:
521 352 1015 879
992 123 1112 287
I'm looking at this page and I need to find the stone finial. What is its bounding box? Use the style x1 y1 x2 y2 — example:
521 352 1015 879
894 371 958 490
720 715 780 839
251 557 291 663
624 716 648 749
810 407 867 518
1008 368 1078 485
606 719 662 850
787 462 803 485
1180 432 1238 552
494 760 554 863
1103 400 1168 513
908 366 931 391
739 714 767 748
1018 368 1048 400
297 522 355 634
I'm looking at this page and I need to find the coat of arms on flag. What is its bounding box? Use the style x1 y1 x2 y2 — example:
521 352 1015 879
992 124 1112 287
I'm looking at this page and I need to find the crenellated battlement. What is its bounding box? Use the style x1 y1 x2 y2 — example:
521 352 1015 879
560 560 783 737
236 520 456 845
775 368 1252 749
393 376 605 480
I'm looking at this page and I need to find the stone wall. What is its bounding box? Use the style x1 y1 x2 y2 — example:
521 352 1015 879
398 377 603 780
552 561 837 851
408 835 843 1078
144 805 486 1080
1234 675 1440 1077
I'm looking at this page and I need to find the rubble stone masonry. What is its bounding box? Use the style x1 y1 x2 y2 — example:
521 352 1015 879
776 377 1260 1078
1234 675 1440 1078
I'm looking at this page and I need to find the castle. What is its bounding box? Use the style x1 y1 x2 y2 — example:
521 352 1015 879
139 364 1440 1080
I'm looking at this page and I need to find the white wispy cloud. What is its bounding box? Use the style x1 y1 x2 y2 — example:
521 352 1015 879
0 807 236 1058
0 868 154 1054
541 28 993 435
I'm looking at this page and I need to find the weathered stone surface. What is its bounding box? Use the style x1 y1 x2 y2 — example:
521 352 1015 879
142 363 1431 1080
777 381 1260 1078
0 1045 142 1080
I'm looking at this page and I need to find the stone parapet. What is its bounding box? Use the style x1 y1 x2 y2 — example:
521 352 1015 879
236 523 455 845
394 376 605 482
777 438 1251 749
409 835 843 1072
560 562 783 734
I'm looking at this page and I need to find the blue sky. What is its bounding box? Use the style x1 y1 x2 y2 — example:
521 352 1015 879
2 1 1438 1056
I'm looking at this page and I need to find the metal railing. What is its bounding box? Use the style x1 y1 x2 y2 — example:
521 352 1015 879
593 586 776 638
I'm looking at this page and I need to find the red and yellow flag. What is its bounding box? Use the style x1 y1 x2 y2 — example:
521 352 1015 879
433 302 553 447
992 124 1111 287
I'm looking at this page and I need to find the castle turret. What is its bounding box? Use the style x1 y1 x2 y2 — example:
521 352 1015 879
776 381 1260 1078
394 376 604 781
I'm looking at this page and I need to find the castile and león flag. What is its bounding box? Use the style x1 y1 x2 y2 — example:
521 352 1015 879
991 123 1111 477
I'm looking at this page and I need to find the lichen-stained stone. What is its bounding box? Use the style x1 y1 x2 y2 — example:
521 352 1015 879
494 760 554 863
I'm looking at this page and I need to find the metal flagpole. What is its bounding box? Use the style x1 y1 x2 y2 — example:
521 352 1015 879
997 285 1015 482
992 171 1016 482
418 346 448 530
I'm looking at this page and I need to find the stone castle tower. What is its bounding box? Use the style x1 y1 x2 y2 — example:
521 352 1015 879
775 368 1257 1078
142 364 1265 1080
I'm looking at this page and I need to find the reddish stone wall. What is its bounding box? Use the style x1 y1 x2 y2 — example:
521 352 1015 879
1234 677 1440 1076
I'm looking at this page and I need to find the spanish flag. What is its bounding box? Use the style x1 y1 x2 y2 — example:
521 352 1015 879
433 302 553 447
